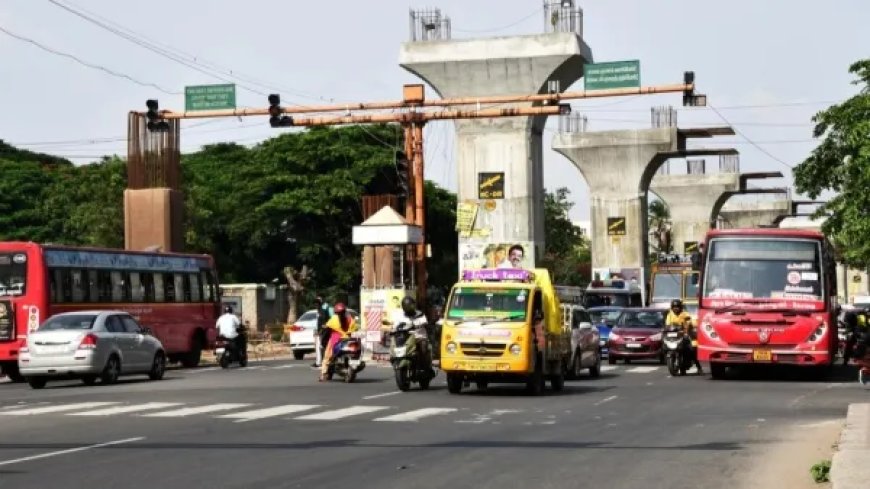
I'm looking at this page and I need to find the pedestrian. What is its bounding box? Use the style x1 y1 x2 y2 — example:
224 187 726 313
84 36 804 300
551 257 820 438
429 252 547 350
313 296 331 368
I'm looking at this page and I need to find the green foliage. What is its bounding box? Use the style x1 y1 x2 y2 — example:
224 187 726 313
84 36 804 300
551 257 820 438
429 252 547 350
810 459 831 483
793 58 870 268
0 140 72 167
540 187 591 286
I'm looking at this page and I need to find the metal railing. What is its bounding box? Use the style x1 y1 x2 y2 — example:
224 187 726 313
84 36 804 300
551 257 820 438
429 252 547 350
719 154 739 173
543 0 583 35
558 112 588 134
687 159 706 175
651 106 678 128
409 8 451 42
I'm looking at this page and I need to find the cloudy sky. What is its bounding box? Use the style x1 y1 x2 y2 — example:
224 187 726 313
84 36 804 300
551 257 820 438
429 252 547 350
1 0 867 220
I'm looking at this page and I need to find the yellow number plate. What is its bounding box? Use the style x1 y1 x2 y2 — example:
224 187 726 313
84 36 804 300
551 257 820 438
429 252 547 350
468 363 497 371
752 349 772 362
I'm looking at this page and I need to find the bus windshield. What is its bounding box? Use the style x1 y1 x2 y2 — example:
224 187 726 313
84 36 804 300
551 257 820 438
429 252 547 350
652 273 681 302
446 287 528 322
584 292 640 308
702 238 823 300
0 253 27 297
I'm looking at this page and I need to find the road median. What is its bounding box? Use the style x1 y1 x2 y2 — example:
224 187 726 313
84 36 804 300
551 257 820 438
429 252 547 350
832 403 870 489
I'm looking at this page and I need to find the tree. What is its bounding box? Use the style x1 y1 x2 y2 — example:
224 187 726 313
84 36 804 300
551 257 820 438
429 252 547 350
648 198 672 256
424 180 458 299
540 187 591 286
793 59 870 267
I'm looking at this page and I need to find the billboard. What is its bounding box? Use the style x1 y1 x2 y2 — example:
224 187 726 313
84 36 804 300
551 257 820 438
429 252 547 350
459 242 535 271
359 288 412 359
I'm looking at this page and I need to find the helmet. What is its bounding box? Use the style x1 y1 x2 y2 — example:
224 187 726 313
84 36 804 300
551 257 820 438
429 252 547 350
223 305 233 314
670 299 683 309
401 296 416 310
334 302 346 315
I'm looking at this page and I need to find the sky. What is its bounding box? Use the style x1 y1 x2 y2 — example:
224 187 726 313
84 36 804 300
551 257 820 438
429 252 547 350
1 0 868 221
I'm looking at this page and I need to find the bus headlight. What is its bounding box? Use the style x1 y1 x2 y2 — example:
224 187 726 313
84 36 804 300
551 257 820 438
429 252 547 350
702 319 718 339
509 344 522 355
446 342 457 354
808 322 826 343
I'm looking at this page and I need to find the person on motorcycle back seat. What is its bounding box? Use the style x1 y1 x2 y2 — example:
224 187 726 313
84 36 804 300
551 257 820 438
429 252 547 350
216 305 245 354
319 303 358 381
665 299 702 374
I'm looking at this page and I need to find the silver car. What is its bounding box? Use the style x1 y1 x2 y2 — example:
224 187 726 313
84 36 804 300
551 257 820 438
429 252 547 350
18 310 167 389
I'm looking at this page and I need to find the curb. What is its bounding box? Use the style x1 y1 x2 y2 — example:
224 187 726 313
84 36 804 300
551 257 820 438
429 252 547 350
832 403 870 489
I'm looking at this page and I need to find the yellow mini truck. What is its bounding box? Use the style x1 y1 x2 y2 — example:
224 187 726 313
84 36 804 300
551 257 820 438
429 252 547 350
440 268 571 395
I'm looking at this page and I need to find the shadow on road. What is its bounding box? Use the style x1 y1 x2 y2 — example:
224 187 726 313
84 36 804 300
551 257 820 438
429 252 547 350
710 364 859 383
40 377 182 390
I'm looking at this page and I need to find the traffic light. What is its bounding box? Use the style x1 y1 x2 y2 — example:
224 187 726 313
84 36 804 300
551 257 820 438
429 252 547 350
268 94 294 127
395 150 410 197
682 71 707 107
145 99 169 132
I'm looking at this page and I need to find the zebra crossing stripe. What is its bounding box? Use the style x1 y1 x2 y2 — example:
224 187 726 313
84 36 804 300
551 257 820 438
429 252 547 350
625 366 659 373
374 408 457 422
217 404 321 422
0 402 119 416
141 403 252 418
68 402 184 416
294 405 390 421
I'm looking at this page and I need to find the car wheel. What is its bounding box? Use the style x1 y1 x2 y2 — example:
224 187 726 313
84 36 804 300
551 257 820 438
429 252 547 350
608 355 616 365
101 356 121 385
27 377 47 389
148 352 166 381
293 350 305 360
81 375 98 386
572 352 584 378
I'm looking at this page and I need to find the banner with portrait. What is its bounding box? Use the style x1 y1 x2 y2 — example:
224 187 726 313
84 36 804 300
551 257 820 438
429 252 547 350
459 242 535 272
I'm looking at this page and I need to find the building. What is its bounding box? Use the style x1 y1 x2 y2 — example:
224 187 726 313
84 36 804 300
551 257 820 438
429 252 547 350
219 283 289 332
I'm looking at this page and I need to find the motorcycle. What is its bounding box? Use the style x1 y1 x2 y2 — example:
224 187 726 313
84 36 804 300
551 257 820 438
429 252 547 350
662 326 694 376
324 333 366 383
384 316 436 391
216 327 248 369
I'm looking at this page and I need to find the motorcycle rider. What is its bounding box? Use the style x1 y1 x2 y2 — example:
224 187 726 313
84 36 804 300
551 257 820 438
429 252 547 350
319 303 358 381
664 299 703 374
216 305 245 358
392 296 434 374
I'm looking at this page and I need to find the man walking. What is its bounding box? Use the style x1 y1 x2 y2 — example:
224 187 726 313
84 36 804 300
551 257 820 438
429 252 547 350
313 296 331 367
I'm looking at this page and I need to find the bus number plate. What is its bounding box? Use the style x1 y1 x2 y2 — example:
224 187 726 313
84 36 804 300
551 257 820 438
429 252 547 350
752 349 772 362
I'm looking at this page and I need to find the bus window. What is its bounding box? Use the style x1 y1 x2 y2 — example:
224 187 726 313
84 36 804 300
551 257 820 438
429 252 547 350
97 270 112 302
87 270 99 303
189 273 201 302
153 273 165 302
71 269 87 303
141 272 155 303
130 272 144 303
50 269 61 303
110 271 126 302
164 273 176 302
173 274 185 303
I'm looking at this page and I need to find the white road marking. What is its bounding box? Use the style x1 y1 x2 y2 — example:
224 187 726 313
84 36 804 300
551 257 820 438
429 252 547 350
0 402 119 416
217 404 321 422
267 364 298 370
68 402 184 416
362 391 402 400
625 366 659 373
188 367 220 374
0 437 144 467
295 405 390 421
600 365 618 372
456 409 522 424
374 408 457 422
141 403 251 418
594 395 618 406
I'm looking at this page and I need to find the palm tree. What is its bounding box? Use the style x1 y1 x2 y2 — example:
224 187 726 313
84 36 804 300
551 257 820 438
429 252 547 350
648 199 672 255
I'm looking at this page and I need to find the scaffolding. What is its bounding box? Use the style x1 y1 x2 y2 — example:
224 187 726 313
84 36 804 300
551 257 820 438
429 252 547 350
719 154 740 173
126 112 181 190
558 112 588 134
651 106 678 128
543 0 583 35
409 8 451 42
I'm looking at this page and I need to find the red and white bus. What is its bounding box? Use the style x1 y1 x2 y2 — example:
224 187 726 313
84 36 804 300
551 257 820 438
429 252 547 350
696 229 839 379
0 242 220 381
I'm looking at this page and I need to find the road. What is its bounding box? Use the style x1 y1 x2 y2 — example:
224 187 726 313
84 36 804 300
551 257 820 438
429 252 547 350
0 359 865 489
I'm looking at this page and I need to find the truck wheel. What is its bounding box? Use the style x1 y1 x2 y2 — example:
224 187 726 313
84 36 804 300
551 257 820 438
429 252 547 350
526 356 545 396
447 374 463 394
550 371 565 392
293 350 305 360
2 363 24 383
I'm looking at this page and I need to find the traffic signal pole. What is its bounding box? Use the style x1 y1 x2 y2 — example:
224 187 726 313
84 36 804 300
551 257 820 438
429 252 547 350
135 75 704 310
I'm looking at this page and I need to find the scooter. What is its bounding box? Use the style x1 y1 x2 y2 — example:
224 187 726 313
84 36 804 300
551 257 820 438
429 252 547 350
384 318 437 391
324 334 366 383
216 327 248 369
662 326 693 376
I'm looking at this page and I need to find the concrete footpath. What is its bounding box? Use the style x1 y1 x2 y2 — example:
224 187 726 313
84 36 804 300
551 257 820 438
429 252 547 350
832 403 870 489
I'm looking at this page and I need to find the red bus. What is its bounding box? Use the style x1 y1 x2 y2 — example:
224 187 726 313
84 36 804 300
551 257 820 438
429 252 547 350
0 242 220 382
696 229 838 379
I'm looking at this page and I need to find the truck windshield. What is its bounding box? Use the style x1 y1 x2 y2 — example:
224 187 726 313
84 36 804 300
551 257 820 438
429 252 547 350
0 253 27 297
446 287 528 322
652 273 681 302
703 238 822 300
684 272 700 299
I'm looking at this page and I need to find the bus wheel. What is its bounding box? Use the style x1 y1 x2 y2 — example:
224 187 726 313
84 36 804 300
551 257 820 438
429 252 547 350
181 333 204 368
2 363 24 383
710 363 726 380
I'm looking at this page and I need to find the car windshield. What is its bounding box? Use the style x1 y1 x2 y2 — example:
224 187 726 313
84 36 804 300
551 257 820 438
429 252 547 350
0 253 27 297
298 311 317 321
589 310 622 323
39 314 98 331
652 273 681 302
619 311 665 328
703 238 823 300
446 287 528 322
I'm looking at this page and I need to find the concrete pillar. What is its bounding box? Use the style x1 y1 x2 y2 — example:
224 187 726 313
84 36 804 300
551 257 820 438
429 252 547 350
651 173 740 253
124 188 184 252
399 33 593 260
553 128 678 270
719 199 791 228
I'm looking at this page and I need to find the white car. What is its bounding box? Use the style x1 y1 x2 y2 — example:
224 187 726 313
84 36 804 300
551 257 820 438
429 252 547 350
288 308 360 360
18 310 167 389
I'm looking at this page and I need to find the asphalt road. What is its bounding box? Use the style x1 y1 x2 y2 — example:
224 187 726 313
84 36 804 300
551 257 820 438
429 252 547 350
0 358 866 489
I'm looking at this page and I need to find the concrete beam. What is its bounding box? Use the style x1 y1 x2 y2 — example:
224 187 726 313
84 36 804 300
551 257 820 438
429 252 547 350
709 188 788 228
677 127 735 148
400 33 592 259
739 171 784 188
719 198 792 229
791 200 825 214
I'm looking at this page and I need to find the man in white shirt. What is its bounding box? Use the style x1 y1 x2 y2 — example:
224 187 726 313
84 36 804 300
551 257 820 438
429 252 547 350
217 305 241 340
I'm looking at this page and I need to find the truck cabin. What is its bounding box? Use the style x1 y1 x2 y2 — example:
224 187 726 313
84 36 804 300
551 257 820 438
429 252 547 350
584 279 643 308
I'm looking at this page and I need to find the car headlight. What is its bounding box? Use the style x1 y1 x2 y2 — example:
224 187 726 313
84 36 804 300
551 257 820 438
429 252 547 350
446 342 457 354
509 344 521 355
650 333 662 341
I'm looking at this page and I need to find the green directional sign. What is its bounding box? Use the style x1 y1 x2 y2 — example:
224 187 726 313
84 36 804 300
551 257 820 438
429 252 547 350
584 60 641 91
185 84 236 111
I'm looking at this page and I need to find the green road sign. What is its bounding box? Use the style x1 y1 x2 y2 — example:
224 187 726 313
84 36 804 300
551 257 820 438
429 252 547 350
584 60 640 91
185 84 236 111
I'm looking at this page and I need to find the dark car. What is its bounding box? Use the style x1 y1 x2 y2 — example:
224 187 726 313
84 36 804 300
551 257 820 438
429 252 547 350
607 308 667 364
588 307 624 356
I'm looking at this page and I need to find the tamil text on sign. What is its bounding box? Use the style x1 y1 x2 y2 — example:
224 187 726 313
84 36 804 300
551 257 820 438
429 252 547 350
584 60 641 91
185 84 237 111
